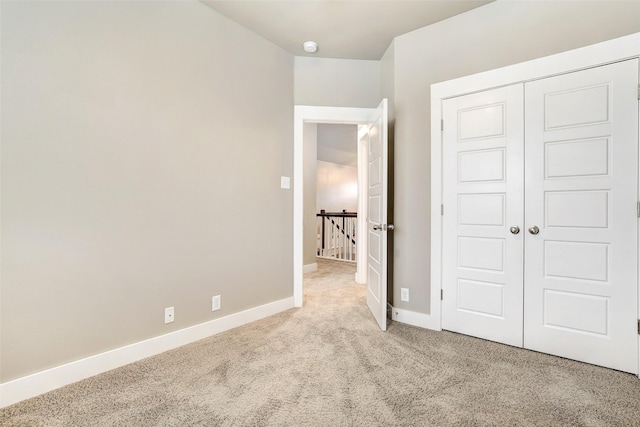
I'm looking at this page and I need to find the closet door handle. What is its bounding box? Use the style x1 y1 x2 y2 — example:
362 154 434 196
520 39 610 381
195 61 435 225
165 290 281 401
528 226 540 235
509 226 520 235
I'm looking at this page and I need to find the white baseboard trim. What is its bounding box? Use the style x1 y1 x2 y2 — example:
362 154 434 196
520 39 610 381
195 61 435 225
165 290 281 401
303 263 318 273
391 306 439 330
0 297 295 408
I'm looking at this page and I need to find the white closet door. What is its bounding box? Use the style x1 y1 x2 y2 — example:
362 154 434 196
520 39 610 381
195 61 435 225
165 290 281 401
524 59 639 374
442 84 525 347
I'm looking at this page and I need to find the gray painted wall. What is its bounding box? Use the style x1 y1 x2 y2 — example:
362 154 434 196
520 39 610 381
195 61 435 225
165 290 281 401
1 1 294 382
294 57 381 107
380 41 395 122
391 0 640 314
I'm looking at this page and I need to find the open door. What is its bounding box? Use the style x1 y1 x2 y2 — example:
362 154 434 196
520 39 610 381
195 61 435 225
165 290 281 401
366 99 390 331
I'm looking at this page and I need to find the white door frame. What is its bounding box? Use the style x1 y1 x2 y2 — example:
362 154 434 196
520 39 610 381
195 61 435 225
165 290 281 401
294 105 376 307
356 124 370 284
430 32 640 375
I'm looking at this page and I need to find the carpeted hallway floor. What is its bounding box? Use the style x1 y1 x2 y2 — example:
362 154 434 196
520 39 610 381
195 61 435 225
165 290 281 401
2 258 640 426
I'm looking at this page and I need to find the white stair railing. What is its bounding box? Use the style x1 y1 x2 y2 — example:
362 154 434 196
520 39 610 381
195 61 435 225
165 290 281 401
317 211 357 262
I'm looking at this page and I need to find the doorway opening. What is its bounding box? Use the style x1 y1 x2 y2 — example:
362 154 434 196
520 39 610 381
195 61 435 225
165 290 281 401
307 123 359 269
293 106 377 308
294 101 390 331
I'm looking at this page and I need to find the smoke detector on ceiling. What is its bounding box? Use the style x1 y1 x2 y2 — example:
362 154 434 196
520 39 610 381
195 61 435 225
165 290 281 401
303 41 318 53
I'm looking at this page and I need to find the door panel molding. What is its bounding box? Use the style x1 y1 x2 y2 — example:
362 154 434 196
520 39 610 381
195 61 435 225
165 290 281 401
366 99 389 331
523 60 638 373
442 84 524 348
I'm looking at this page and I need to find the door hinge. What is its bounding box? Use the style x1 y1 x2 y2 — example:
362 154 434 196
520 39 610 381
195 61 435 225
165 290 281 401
637 84 640 100
637 201 640 217
441 119 444 131
637 319 640 334
441 289 443 300
441 204 444 216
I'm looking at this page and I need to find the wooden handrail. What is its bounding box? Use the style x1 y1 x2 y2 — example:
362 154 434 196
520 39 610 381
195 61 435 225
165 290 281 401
316 210 357 218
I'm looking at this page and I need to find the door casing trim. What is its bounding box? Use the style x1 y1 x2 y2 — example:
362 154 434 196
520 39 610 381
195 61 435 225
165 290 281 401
293 105 375 307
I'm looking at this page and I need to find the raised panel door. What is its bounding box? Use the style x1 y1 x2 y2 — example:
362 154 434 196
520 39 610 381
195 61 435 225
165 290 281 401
523 59 639 373
367 99 388 331
442 84 525 347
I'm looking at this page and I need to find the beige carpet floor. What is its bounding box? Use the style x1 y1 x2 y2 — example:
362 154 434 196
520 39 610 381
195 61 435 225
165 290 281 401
2 258 640 426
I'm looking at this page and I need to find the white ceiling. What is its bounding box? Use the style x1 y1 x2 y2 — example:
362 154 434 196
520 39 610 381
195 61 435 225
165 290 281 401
201 0 494 60
317 124 358 167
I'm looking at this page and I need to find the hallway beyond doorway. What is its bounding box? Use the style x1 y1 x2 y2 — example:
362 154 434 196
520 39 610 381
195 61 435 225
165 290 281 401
304 258 359 299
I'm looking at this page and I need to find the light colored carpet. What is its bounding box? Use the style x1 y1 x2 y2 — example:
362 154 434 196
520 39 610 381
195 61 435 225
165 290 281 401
2 258 640 426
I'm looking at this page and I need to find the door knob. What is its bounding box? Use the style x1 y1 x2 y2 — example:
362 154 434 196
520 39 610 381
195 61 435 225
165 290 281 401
373 224 394 231
509 226 520 235
528 226 540 235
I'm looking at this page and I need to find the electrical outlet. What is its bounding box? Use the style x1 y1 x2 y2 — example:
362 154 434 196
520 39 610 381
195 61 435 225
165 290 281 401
165 306 174 324
212 295 221 312
401 288 409 302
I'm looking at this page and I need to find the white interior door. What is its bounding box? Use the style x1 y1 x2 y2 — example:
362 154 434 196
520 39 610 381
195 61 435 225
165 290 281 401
367 99 389 331
523 59 639 373
441 85 525 347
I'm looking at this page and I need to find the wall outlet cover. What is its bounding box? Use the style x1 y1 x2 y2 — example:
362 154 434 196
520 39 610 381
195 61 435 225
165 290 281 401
212 295 221 312
400 288 409 302
164 306 174 324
